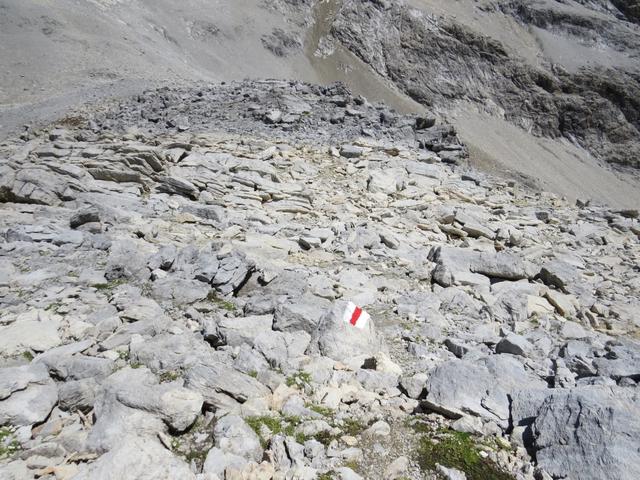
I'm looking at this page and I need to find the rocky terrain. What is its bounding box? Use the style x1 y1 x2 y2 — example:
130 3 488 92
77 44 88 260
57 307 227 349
1 80 639 480
2 0 640 206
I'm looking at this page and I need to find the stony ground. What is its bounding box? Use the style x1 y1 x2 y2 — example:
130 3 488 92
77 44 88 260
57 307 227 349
1 80 639 480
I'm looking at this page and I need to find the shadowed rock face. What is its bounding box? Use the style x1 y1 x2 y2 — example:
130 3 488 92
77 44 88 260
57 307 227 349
330 0 640 169
611 0 640 23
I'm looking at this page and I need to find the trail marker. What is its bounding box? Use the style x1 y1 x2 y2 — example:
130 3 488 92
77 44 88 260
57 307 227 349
342 301 370 329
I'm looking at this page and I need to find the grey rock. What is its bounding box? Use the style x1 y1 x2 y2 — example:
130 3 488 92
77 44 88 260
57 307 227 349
593 340 640 381
400 373 427 399
335 467 363 480
356 369 399 391
73 436 196 480
0 374 58 426
367 169 399 194
214 414 263 462
205 314 273 348
197 251 255 296
41 355 114 381
437 464 467 480
151 277 210 305
0 317 61 356
340 145 364 158
253 330 311 369
203 447 248 477
156 175 199 200
130 333 213 372
533 387 640 480
510 389 554 428
87 367 202 452
58 378 99 411
0 362 51 400
538 261 580 293
70 207 100 229
496 333 535 357
424 355 546 427
429 246 535 287
311 301 385 364
273 295 331 334
185 361 269 404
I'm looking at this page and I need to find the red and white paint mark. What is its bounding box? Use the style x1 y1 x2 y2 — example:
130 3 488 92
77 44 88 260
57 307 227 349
342 302 370 330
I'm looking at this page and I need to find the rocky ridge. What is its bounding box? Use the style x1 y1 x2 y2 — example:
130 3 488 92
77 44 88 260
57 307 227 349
0 80 639 480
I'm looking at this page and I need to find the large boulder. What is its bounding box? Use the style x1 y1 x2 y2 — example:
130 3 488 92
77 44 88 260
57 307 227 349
73 435 196 480
253 330 311 370
310 301 385 364
130 333 213 372
87 367 202 452
205 314 274 348
424 355 547 427
196 250 255 295
0 313 61 356
185 360 270 404
593 339 640 381
538 260 581 293
429 246 536 286
532 387 640 480
0 363 58 426
273 295 331 334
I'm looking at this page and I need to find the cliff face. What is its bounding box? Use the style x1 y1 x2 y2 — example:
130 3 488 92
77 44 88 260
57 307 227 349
329 0 640 170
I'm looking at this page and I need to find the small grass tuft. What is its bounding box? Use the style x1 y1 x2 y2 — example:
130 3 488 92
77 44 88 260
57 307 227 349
159 371 181 383
206 291 237 312
343 460 360 472
183 447 209 465
308 404 334 417
245 415 303 448
340 418 366 436
405 417 432 434
314 429 339 446
92 279 127 292
22 350 34 362
415 430 514 480
0 427 21 459
45 301 63 312
286 371 312 389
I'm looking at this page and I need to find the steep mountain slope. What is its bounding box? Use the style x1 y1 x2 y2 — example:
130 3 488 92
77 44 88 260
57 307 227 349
1 0 639 207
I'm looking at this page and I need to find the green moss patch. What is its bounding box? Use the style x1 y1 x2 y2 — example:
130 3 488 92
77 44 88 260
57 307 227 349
416 431 514 480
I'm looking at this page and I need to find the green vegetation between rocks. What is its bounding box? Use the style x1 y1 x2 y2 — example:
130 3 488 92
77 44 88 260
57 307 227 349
246 415 308 447
92 278 127 292
206 291 237 312
286 370 312 389
416 430 514 480
159 370 181 383
307 404 334 417
340 417 366 437
0 427 21 459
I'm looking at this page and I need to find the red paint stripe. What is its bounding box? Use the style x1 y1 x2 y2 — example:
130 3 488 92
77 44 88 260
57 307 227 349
350 306 363 326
